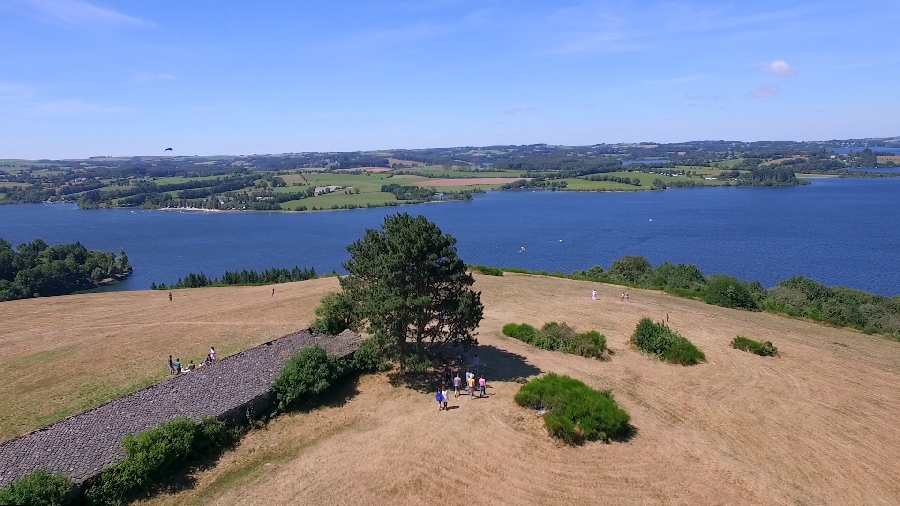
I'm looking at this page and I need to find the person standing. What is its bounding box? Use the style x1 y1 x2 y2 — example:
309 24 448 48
453 374 462 397
467 375 475 398
591 289 597 300
436 389 444 411
441 386 449 411
271 288 275 297
444 364 452 385
479 375 487 398
210 347 217 362
168 355 175 375
168 292 173 302
173 358 182 374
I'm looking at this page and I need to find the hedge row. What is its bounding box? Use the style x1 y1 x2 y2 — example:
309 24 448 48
514 373 630 445
503 322 607 359
631 318 705 365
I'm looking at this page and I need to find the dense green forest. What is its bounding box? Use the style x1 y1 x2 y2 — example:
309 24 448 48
0 239 132 301
477 255 900 340
151 266 319 290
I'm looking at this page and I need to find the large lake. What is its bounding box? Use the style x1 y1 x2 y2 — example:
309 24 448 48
1 178 899 295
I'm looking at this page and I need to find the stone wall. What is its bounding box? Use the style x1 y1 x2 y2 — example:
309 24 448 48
0 329 359 487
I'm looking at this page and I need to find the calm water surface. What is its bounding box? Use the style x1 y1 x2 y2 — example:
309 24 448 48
1 178 898 295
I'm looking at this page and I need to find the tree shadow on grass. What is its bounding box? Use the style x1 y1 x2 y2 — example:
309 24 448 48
388 344 542 393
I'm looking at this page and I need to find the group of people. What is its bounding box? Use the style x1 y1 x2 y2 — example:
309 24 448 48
590 290 632 302
435 352 487 411
168 346 217 374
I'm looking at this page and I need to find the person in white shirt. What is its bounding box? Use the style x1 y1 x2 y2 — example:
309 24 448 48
210 347 216 362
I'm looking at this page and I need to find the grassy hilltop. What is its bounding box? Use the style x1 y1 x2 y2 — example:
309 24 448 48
2 275 900 504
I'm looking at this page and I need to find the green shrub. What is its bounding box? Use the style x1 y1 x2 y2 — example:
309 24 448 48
514 373 630 445
311 292 360 335
271 346 346 411
608 255 652 284
469 265 503 276
503 322 606 359
0 469 74 506
631 318 705 365
731 336 777 356
352 337 391 372
704 275 759 310
83 416 227 506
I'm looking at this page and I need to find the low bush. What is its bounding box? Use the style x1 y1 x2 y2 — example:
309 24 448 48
731 336 777 356
631 318 705 365
503 322 606 359
514 373 630 445
83 416 227 506
469 264 503 276
0 469 74 506
271 346 347 411
704 275 759 310
310 292 360 336
352 336 392 372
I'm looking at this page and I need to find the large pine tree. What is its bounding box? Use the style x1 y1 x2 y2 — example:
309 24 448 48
340 213 483 369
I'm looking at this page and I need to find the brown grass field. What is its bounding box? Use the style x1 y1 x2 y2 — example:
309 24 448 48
877 155 900 163
413 177 527 187
3 275 900 505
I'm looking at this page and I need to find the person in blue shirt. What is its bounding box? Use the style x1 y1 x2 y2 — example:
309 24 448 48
436 389 444 411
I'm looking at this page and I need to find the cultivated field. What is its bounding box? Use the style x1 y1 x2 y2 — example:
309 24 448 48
2 275 900 505
413 177 528 187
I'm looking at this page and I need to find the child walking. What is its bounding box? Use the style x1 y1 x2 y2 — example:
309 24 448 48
436 389 444 411
441 386 449 410
479 375 487 398
453 374 462 397
467 375 475 398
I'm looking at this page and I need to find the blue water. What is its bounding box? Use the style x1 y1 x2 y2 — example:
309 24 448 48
831 147 900 155
2 178 899 295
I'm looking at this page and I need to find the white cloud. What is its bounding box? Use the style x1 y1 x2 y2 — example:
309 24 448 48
158 74 176 80
504 105 534 115
765 59 794 76
748 84 781 98
9 0 154 27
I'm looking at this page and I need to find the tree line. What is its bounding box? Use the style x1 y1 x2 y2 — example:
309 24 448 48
0 239 132 301
151 266 319 290
479 255 900 340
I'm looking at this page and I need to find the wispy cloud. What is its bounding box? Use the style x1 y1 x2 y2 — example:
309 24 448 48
538 3 819 56
749 84 781 98
158 74 176 80
7 0 154 28
504 105 534 115
765 59 795 76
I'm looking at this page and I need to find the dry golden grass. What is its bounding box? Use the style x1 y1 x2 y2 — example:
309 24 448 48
0 278 339 442
4 274 900 504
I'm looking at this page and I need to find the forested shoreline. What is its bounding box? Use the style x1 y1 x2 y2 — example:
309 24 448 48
0 239 132 301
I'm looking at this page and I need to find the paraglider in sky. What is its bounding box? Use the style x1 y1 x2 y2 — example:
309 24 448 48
164 147 173 151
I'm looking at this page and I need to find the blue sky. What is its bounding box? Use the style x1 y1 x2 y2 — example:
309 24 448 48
1 0 898 158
